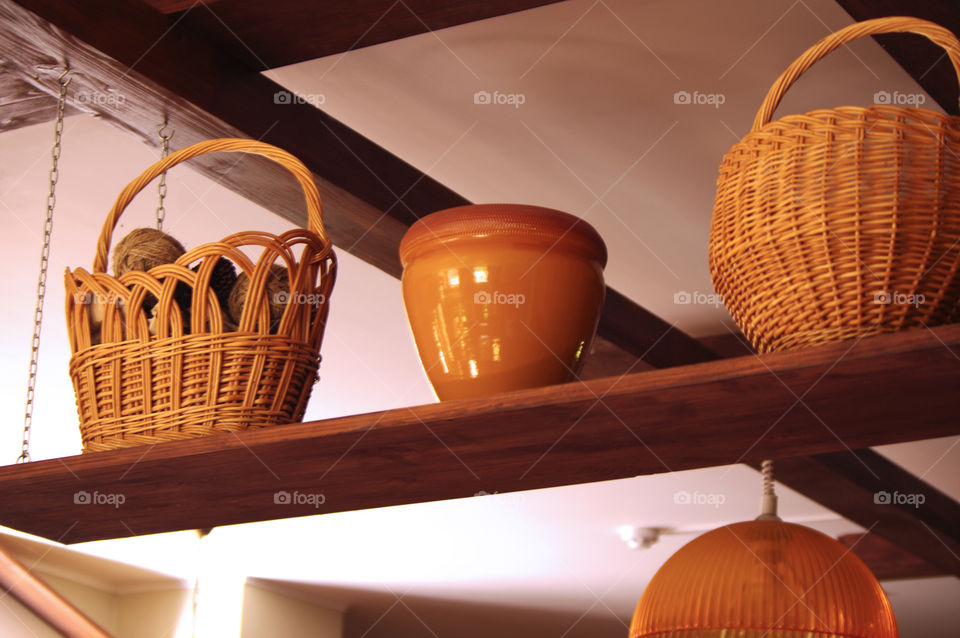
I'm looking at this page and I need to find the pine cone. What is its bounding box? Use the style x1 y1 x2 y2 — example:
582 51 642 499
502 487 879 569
186 258 237 332
205 257 238 310
227 264 289 331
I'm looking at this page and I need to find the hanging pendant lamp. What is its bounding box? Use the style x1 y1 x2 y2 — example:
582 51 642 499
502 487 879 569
630 461 898 637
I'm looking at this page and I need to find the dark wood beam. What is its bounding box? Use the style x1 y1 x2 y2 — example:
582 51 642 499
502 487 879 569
141 0 224 13
2 0 700 367
690 331 960 579
5 0 469 276
597 287 719 368
698 330 755 359
838 532 949 581
763 450 960 577
834 0 960 115
0 74 78 132
154 0 568 69
598 307 960 577
0 323 958 544
578 335 654 379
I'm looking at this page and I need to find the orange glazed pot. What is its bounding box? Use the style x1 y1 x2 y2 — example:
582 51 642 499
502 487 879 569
399 204 607 401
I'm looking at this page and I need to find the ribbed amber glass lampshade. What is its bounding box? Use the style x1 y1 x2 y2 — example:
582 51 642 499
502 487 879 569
630 520 898 638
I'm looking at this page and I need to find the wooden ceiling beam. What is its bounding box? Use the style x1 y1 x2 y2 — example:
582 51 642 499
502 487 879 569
2 0 424 276
697 330 755 359
751 451 960 578
654 329 960 578
596 287 720 369
141 0 568 69
838 532 949 581
0 323 958 545
1 0 708 375
0 74 78 133
834 0 960 115
143 0 225 13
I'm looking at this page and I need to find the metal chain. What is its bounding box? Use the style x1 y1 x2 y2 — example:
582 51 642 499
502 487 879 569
18 69 70 464
156 123 172 230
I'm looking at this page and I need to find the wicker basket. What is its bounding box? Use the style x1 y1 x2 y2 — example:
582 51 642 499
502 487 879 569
710 17 960 353
65 138 337 452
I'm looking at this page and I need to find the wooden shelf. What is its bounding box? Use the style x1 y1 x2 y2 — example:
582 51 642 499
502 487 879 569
2 324 959 544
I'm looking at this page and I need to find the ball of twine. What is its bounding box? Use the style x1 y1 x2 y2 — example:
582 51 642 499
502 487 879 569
227 264 290 329
113 228 186 277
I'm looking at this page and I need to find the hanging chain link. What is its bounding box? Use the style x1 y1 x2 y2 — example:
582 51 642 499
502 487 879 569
156 123 172 230
18 69 70 464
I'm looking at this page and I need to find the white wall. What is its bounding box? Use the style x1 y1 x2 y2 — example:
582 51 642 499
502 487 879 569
0 570 119 637
343 597 627 638
241 583 343 638
0 570 346 638
117 588 191 638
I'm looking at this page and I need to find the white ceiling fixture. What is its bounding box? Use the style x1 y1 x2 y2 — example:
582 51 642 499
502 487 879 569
617 526 665 550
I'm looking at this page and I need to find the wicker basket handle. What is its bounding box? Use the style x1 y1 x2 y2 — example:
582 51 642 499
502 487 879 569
93 138 328 273
753 16 960 131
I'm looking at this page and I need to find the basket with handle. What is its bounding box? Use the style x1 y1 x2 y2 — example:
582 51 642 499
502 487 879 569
710 17 960 353
64 138 337 452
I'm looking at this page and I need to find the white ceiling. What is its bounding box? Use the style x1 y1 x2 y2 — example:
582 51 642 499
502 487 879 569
263 0 945 337
1 0 959 635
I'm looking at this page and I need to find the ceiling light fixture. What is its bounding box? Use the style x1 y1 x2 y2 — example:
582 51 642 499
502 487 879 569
618 525 665 550
629 460 899 637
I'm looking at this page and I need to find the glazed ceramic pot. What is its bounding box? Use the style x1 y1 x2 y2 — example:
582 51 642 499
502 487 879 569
399 204 607 400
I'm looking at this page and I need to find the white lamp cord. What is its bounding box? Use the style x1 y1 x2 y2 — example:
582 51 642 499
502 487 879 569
757 459 781 521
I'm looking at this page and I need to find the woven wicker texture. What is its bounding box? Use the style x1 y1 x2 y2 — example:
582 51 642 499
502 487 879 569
65 138 337 452
710 17 960 352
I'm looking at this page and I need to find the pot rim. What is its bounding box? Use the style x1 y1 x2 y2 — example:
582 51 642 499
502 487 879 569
399 204 608 268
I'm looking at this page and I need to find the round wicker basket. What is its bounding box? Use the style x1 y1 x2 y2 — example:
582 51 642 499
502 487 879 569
711 17 960 352
64 138 337 452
